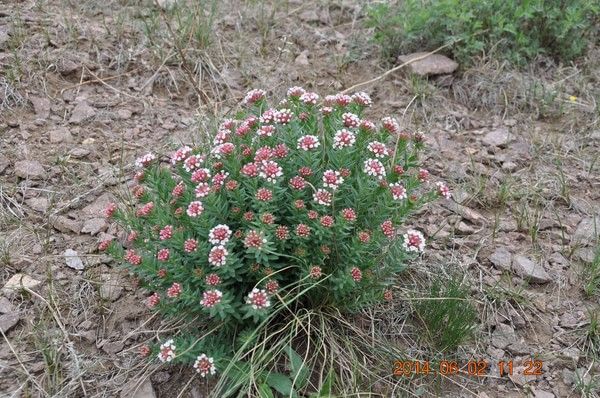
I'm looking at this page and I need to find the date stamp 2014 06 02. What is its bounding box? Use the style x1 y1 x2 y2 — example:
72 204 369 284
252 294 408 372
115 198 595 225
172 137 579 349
393 359 543 377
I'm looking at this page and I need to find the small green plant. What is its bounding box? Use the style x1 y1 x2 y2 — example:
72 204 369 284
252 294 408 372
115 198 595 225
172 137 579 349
103 87 450 394
366 0 600 66
414 275 478 351
583 246 600 297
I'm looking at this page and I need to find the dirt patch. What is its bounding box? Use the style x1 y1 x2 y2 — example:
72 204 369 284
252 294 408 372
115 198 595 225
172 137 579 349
1 0 599 397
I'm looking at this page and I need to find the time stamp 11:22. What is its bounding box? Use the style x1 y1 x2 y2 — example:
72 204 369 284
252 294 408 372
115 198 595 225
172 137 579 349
393 359 544 377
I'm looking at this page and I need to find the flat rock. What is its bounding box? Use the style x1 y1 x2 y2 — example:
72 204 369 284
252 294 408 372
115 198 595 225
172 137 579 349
533 390 555 398
29 96 51 119
82 193 116 218
295 50 310 66
25 197 50 213
482 127 512 147
14 160 47 180
489 247 512 271
572 217 598 245
512 255 551 283
0 312 20 333
49 127 73 143
121 380 156 398
51 216 82 234
81 218 106 235
64 249 84 270
2 274 42 293
69 101 96 124
69 147 91 158
99 273 123 301
491 323 516 349
0 297 14 313
398 53 458 76
101 340 124 354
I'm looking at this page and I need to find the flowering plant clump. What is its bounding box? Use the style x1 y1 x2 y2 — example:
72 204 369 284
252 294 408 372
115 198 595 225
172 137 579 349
103 87 450 372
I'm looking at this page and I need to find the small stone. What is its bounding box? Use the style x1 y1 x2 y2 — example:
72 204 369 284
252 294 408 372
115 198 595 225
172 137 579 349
502 161 518 171
2 274 42 293
29 96 51 119
82 193 116 218
0 297 14 313
509 365 537 386
101 340 124 354
69 148 91 158
121 380 156 398
51 216 82 234
80 329 96 344
559 313 579 328
533 389 555 398
99 274 123 302
491 323 516 349
49 127 73 143
0 312 20 333
14 160 47 180
64 249 85 270
456 221 476 234
69 101 96 124
576 247 596 264
512 255 551 283
548 252 568 267
81 218 107 235
482 127 512 147
25 197 50 213
295 50 310 66
117 109 132 120
58 58 79 75
489 247 512 271
82 137 96 145
397 53 458 76
572 217 598 246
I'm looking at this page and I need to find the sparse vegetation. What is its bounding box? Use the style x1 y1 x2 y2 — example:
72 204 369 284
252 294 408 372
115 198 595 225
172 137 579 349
366 0 600 66
1 0 599 396
413 275 478 352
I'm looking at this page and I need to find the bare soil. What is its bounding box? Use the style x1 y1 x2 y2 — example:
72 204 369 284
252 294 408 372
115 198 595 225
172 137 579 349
1 1 599 397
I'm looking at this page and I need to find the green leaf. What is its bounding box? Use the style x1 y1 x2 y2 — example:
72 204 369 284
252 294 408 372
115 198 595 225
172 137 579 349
318 370 334 397
258 383 275 398
265 372 296 397
284 345 309 389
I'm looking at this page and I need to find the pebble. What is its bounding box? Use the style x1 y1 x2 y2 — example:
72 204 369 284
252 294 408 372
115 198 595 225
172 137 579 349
397 53 458 76
69 101 96 124
572 217 599 245
99 273 123 301
29 96 51 119
489 247 512 271
482 127 512 147
25 197 50 213
2 274 42 294
0 297 15 313
64 249 85 270
49 127 73 143
121 380 156 398
0 312 20 333
14 160 47 180
51 216 82 234
512 255 551 283
81 218 107 235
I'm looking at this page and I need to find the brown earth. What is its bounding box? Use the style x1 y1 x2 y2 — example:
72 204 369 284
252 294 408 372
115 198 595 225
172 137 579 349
0 1 599 397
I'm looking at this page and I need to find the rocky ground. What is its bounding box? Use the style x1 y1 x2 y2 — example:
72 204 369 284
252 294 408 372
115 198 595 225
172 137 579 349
1 1 599 397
